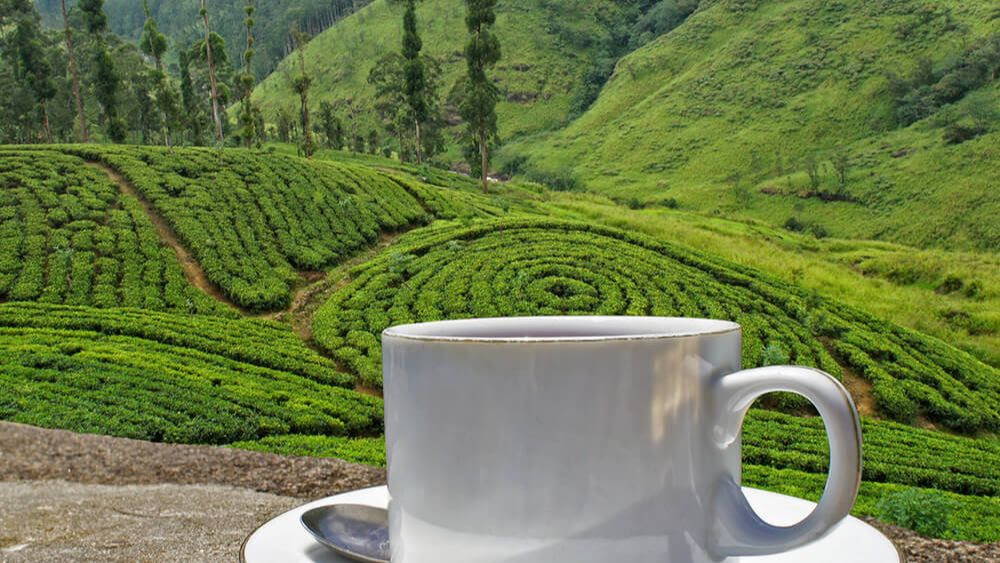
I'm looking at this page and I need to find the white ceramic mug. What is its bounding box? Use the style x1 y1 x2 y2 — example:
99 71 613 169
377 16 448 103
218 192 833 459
382 316 862 562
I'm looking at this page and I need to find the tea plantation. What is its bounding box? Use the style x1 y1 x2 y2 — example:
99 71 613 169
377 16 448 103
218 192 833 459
55 145 504 311
0 146 997 541
0 150 226 315
314 218 1000 433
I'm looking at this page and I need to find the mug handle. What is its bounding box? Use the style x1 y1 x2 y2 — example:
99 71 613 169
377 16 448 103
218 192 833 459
710 366 862 557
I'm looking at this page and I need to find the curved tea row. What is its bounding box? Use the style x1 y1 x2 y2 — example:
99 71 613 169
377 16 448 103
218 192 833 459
314 218 999 433
0 302 381 444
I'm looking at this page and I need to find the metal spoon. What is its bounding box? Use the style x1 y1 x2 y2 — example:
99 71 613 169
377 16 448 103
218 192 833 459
300 504 390 563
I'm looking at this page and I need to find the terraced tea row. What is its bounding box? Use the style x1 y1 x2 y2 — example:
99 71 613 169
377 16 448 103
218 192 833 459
57 146 501 311
0 150 227 316
313 218 1000 432
0 302 380 444
743 410 1000 497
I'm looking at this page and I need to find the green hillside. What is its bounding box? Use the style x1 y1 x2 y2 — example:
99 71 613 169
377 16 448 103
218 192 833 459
505 0 1000 251
251 0 623 145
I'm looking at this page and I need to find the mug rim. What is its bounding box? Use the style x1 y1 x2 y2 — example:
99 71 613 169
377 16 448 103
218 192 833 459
382 315 740 343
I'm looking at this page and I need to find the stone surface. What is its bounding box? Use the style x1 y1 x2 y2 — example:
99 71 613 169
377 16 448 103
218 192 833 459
0 480 297 562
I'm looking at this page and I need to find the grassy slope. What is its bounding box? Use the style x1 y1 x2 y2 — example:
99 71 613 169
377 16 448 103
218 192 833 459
252 0 616 144
506 0 1000 251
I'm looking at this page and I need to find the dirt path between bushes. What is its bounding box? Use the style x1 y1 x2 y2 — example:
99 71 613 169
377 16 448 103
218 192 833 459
87 161 244 313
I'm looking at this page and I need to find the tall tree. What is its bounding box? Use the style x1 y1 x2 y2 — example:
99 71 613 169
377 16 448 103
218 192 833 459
80 0 125 142
178 48 204 144
460 0 501 192
8 2 56 141
140 0 172 144
237 0 258 148
401 0 427 163
61 0 89 142
368 51 444 161
140 0 167 72
200 0 224 143
318 101 343 149
291 29 314 157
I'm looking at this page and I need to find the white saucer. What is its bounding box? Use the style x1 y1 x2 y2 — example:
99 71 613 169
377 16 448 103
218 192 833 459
241 486 900 562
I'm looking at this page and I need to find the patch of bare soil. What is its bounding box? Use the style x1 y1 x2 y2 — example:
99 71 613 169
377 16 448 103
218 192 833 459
266 233 402 347
819 337 878 417
86 161 242 313
862 517 1000 563
0 421 384 499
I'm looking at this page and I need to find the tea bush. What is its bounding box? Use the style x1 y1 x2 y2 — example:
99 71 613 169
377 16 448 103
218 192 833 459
313 218 999 432
745 465 1000 543
0 302 381 443
0 150 227 316
744 409 1000 497
876 488 956 538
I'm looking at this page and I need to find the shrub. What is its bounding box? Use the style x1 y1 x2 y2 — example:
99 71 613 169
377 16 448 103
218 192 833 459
943 123 986 145
0 302 381 444
877 488 956 537
784 216 805 232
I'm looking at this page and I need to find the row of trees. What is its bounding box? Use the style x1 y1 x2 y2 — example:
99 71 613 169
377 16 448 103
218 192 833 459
281 0 501 191
0 0 266 147
5 0 505 190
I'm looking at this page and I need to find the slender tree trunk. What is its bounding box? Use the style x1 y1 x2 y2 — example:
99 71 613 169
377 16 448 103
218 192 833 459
62 0 89 143
480 132 488 193
415 120 422 164
40 100 52 143
201 0 224 143
300 90 313 156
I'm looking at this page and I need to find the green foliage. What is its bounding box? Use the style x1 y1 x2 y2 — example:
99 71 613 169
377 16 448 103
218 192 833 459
746 465 1000 543
876 488 957 538
139 9 168 68
253 0 623 152
888 34 1000 127
317 101 344 150
178 49 205 145
231 434 386 466
460 0 501 189
0 150 225 315
92 46 124 143
0 301 381 443
64 145 432 310
33 0 373 80
744 409 1000 497
5 2 56 141
312 217 998 434
78 0 108 34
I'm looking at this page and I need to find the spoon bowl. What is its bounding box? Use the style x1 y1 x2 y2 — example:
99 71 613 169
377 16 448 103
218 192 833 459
300 504 390 563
